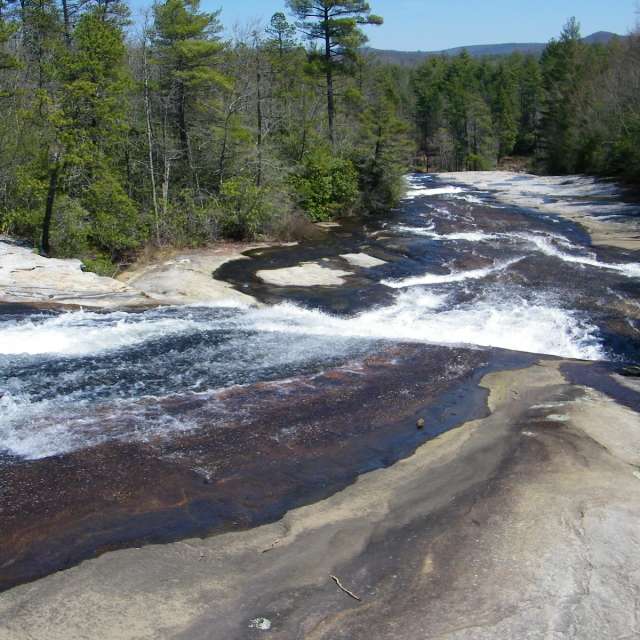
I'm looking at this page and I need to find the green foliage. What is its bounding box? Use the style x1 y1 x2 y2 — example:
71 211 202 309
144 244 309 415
354 66 414 212
286 0 383 58
286 0 383 141
59 10 130 144
291 147 359 221
83 174 142 254
412 51 503 170
151 0 230 191
5 0 637 276
152 0 227 89
266 12 297 56
0 13 18 71
47 196 91 258
1 169 48 243
82 254 118 276
218 176 274 239
538 17 587 173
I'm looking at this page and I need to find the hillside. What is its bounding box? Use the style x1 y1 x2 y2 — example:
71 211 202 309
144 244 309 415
364 31 623 65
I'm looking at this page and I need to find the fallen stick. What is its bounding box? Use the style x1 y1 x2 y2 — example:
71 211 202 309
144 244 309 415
261 538 282 553
330 575 361 601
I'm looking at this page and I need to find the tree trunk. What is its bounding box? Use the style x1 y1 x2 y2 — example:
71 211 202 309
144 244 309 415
298 88 308 161
323 8 335 145
143 41 160 244
160 102 175 225
256 50 263 187
61 0 71 45
218 109 232 189
176 82 199 192
374 123 383 161
41 154 59 256
162 157 170 223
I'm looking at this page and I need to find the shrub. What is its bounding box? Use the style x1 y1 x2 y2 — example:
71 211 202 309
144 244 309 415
83 174 145 255
218 176 274 240
355 156 406 215
290 147 359 221
48 196 91 258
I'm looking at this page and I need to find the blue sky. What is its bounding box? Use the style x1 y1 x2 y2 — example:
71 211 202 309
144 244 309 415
130 1 637 50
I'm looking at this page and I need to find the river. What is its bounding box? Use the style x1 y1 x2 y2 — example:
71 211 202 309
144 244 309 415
1 173 639 589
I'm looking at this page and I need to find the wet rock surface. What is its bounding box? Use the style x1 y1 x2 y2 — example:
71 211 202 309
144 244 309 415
0 343 523 591
1 173 639 638
440 170 640 251
1 360 639 639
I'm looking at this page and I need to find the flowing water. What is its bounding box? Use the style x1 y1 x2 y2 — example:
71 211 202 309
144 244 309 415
1 174 639 463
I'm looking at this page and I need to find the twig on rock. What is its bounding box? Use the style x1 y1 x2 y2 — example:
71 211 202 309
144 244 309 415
261 538 282 553
330 575 361 601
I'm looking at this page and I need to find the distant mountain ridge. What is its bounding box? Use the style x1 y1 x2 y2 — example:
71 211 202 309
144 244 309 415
364 31 623 66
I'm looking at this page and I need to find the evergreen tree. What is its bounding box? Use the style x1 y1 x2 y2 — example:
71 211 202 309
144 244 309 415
539 17 586 172
152 0 229 191
286 0 382 144
266 11 296 58
3 3 637 271
0 1 17 71
515 55 542 154
42 7 135 258
356 65 413 211
491 63 518 159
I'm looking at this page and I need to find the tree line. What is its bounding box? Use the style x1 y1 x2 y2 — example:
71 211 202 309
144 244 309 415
0 0 412 271
412 18 640 180
0 2 637 273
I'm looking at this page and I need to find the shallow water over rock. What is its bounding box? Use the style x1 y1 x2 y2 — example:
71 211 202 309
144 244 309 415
0 173 639 590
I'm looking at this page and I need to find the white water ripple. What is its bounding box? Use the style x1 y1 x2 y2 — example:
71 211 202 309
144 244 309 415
248 292 603 361
514 232 640 278
381 258 523 289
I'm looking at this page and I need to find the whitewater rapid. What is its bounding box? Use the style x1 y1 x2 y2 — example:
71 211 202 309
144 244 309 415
1 173 638 460
0 288 604 360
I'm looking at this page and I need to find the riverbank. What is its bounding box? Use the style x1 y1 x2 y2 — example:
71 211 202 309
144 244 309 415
0 229 385 310
0 239 270 309
1 171 638 311
1 358 639 639
438 171 640 252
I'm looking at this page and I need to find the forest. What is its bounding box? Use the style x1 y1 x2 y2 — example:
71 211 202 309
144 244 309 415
0 0 638 273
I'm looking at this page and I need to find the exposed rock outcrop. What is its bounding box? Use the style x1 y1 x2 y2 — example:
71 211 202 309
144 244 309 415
439 171 640 251
0 241 258 309
117 245 260 306
0 241 150 308
1 360 638 639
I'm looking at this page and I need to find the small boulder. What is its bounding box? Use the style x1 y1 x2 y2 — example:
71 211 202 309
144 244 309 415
416 418 425 429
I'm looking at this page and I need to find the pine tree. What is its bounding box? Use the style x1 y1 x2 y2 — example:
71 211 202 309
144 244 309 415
286 0 382 144
515 55 542 154
151 0 228 192
539 17 586 172
266 11 296 58
357 65 413 211
42 7 136 258
492 64 518 159
0 1 17 71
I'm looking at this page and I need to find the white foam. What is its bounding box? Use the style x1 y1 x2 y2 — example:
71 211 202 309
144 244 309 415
0 287 606 460
248 291 603 361
0 310 205 355
405 186 466 199
515 233 640 278
394 225 497 243
381 258 521 289
453 193 486 205
394 224 437 237
0 388 202 459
